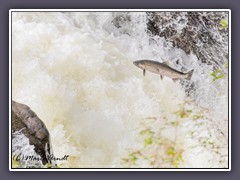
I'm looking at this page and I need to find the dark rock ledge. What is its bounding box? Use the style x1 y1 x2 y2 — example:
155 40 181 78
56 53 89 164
12 100 56 168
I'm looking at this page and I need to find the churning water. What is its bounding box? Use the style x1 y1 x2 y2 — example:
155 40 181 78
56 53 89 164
12 12 228 168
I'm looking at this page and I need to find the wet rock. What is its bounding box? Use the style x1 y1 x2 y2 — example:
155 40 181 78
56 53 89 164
146 12 228 69
12 100 55 167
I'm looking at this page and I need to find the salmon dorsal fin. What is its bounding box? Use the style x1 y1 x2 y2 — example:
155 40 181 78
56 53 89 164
163 60 170 66
163 60 171 66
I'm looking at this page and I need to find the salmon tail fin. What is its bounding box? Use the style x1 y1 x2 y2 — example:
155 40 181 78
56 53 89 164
186 69 194 80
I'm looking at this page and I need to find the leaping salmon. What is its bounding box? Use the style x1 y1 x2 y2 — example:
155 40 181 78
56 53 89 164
133 60 194 81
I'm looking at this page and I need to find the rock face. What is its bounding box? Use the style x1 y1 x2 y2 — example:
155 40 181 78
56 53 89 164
109 12 228 70
146 12 228 69
12 100 55 167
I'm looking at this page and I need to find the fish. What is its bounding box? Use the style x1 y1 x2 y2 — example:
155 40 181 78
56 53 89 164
133 60 194 81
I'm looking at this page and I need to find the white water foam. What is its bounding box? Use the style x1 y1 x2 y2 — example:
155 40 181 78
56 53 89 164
12 12 228 168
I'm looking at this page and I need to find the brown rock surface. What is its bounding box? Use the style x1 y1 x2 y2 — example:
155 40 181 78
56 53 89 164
12 100 54 166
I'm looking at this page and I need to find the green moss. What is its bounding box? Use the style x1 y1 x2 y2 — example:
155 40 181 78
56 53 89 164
144 138 153 147
220 19 228 29
193 115 204 120
172 153 183 168
140 128 154 136
128 151 141 164
224 62 228 68
211 69 225 81
208 142 214 145
176 109 192 118
167 147 176 156
123 108 193 167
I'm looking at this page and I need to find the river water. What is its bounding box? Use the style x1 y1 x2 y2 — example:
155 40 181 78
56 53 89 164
12 11 228 168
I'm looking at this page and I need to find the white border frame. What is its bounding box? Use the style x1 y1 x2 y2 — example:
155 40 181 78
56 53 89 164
9 9 231 171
